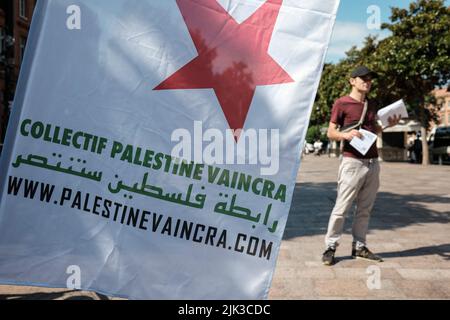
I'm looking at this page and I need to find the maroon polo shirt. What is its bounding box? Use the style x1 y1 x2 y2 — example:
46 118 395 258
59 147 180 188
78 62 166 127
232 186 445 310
330 96 379 159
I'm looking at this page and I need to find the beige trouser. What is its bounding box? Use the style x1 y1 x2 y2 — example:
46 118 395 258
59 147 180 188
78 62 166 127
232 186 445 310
325 157 380 250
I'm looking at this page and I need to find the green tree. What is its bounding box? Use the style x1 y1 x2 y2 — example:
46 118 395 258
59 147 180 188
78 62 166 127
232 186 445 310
373 0 450 165
306 125 327 144
312 0 449 165
313 36 379 127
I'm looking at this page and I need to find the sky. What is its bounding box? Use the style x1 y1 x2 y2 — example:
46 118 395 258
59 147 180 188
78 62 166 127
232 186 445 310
326 0 450 63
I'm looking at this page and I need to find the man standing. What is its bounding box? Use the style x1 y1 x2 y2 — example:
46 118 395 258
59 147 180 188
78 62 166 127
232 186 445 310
322 66 400 266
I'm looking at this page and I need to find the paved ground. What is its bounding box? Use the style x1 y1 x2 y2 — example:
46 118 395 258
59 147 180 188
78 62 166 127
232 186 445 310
0 156 449 300
269 156 450 300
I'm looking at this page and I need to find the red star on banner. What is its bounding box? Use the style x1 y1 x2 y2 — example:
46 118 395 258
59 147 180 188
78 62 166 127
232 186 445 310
154 0 294 136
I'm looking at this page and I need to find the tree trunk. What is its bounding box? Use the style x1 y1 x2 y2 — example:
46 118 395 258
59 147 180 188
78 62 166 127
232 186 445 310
421 126 430 166
419 104 430 166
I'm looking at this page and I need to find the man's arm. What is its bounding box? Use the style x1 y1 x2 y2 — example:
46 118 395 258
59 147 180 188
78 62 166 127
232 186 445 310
327 122 362 142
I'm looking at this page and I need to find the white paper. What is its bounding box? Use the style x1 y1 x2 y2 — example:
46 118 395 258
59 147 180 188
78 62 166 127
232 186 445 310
350 129 378 156
377 99 408 127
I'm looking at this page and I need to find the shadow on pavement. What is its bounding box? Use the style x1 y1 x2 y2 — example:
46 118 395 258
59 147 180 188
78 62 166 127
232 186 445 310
283 182 450 262
378 244 450 261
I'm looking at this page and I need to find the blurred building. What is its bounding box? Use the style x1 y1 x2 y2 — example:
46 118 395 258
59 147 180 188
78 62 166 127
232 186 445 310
0 0 37 147
378 120 421 162
433 87 450 127
378 88 450 162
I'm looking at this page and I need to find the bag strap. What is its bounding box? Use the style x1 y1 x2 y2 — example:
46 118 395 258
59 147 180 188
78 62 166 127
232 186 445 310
340 100 368 133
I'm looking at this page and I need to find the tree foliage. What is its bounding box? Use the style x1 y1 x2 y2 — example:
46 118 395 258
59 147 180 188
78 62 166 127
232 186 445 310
312 0 450 164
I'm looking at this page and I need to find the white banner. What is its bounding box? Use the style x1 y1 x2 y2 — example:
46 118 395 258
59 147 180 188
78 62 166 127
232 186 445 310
0 0 339 299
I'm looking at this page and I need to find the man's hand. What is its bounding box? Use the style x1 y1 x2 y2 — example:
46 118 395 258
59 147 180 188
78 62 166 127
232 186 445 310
327 122 363 142
387 114 402 128
342 129 362 141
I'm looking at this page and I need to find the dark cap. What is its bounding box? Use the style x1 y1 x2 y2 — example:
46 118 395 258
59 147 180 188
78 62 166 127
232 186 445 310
350 66 378 79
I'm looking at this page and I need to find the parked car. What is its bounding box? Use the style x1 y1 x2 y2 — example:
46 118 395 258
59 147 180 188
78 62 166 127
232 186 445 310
429 126 450 164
